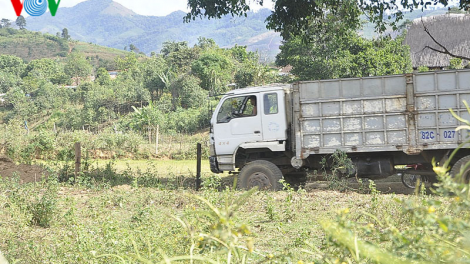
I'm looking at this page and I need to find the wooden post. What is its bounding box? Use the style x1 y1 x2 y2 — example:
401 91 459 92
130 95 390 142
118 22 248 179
74 142 81 181
155 125 159 155
196 143 202 191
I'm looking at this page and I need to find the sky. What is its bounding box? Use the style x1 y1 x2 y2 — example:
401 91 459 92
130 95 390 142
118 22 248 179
0 0 272 20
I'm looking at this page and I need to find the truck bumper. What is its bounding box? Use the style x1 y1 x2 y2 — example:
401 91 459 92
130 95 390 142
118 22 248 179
209 156 222 173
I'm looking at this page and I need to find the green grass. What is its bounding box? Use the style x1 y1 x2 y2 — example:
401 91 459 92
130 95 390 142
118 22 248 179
90 159 212 175
1 153 469 264
0 177 404 263
0 167 463 264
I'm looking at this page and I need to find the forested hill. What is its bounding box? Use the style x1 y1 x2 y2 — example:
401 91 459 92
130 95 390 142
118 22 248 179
26 0 282 61
0 28 133 67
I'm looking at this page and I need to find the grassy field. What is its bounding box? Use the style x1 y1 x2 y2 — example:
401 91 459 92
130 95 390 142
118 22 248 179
1 159 468 264
0 177 403 263
89 159 212 175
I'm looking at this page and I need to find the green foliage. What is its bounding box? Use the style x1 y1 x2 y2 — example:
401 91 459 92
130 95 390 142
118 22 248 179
162 41 199 73
115 53 138 71
0 19 11 28
61 28 70 40
165 107 209 134
15 15 26 29
319 150 354 191
418 65 430 72
0 54 25 76
94 129 144 154
170 74 207 109
185 0 462 38
34 81 72 113
64 52 93 85
201 174 222 190
191 51 233 93
0 71 22 93
28 178 58 227
277 28 412 80
95 67 111 85
5 87 37 120
449 57 464 69
22 58 69 85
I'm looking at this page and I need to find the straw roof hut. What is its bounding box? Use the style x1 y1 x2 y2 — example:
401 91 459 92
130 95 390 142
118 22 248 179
404 14 470 69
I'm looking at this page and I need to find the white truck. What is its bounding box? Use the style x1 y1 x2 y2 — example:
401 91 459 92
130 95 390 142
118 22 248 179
209 69 470 190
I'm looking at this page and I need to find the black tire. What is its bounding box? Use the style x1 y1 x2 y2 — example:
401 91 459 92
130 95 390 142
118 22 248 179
401 173 423 189
450 156 470 184
237 160 283 191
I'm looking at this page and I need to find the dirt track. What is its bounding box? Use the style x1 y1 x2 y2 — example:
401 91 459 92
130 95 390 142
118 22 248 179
0 156 46 183
305 180 419 195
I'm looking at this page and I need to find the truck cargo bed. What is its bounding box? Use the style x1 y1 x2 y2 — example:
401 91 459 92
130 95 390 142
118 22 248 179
293 69 470 159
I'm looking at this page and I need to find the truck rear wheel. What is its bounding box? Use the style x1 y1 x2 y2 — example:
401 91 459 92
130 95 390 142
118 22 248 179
450 155 470 183
237 160 283 191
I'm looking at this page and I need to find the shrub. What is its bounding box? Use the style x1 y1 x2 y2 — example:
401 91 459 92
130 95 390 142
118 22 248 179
28 177 58 228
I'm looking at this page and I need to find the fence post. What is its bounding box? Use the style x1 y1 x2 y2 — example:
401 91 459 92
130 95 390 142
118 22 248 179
74 142 81 181
196 143 201 191
155 125 159 155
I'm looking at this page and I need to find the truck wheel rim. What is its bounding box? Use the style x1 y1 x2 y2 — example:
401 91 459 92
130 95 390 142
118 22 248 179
248 172 271 189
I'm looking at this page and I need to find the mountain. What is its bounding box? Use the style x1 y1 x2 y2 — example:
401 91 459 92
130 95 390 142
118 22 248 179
26 0 282 61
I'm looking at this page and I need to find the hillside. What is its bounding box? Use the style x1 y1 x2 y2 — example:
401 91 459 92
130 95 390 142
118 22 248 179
0 27 131 65
25 0 282 60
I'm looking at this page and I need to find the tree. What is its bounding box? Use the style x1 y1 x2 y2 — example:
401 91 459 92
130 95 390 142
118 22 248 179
64 52 92 85
129 44 140 53
61 28 70 40
169 74 206 109
140 56 168 101
22 58 70 86
191 52 233 94
185 0 468 37
276 28 412 80
95 67 111 85
115 53 138 71
161 41 199 73
0 54 25 76
15 15 26 29
196 37 217 50
0 19 11 28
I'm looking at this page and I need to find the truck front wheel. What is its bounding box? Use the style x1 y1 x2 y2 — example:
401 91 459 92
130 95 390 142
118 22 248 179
237 160 283 191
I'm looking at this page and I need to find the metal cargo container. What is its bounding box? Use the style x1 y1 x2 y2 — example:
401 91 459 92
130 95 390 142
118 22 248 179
293 69 470 159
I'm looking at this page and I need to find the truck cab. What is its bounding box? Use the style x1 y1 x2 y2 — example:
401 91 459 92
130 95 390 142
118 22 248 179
209 86 289 184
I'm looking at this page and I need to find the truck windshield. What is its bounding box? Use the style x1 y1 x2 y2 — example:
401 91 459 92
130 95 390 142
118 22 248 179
217 95 255 123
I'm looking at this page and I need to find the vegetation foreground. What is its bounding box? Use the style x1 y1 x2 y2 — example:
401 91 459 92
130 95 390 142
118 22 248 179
0 160 469 264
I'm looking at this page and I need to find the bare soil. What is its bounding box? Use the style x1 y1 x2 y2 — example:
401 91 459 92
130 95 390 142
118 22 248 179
0 156 46 183
305 174 431 195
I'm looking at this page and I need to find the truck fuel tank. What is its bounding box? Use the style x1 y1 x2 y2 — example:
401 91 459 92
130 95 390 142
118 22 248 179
353 157 394 179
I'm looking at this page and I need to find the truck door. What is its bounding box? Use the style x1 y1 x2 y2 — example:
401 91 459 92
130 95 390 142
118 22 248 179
261 91 287 141
213 94 262 155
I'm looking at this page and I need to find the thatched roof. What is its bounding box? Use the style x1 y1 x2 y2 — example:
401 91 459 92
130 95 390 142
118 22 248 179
404 14 470 68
